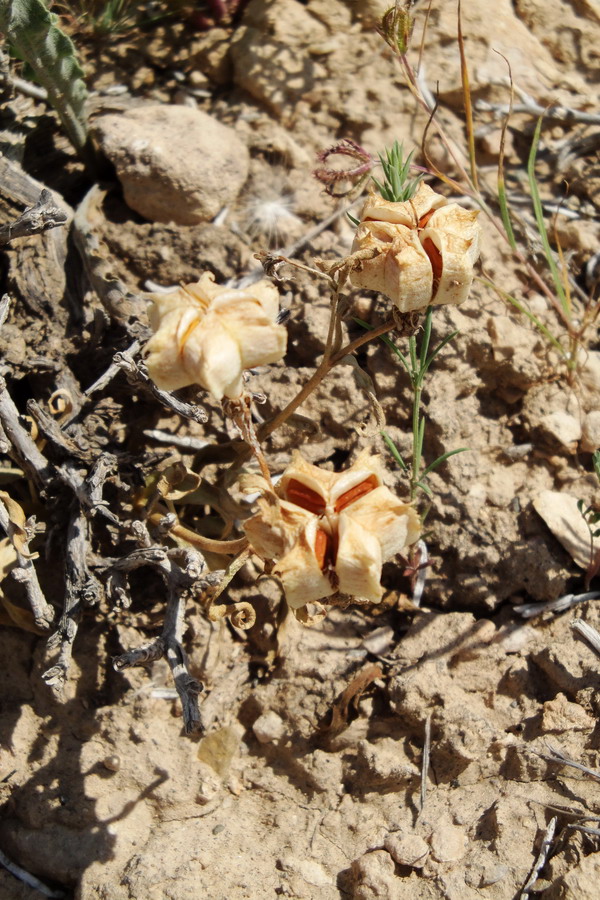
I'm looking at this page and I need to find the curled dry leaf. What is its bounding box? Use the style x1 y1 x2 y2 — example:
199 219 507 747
144 272 287 400
243 450 421 610
350 182 481 311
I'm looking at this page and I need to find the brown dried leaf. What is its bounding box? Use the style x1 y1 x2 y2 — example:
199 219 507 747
317 663 383 742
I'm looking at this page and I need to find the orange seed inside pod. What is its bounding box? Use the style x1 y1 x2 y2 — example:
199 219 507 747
285 479 326 514
418 210 435 228
421 237 443 290
314 528 329 569
334 475 379 513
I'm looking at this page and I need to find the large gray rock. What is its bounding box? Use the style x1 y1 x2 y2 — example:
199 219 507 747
93 105 249 225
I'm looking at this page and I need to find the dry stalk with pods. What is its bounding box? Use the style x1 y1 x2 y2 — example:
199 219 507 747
138 139 481 705
376 1 598 380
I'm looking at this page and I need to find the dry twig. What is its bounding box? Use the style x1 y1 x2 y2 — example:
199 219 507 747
571 619 600 659
520 816 557 899
0 846 66 899
0 189 68 246
0 493 54 630
43 510 102 689
111 544 214 733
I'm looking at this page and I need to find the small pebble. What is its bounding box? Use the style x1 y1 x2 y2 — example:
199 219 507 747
252 711 285 744
102 755 121 773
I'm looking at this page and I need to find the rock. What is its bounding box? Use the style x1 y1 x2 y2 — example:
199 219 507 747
514 0 600 76
533 491 591 569
277 856 335 889
541 693 595 734
487 314 542 388
579 351 600 411
581 411 600 452
351 850 399 900
296 748 344 794
384 832 429 868
189 28 233 84
252 710 285 744
542 850 600 899
230 0 328 117
420 0 559 104
537 411 582 453
356 738 420 789
93 106 249 225
429 820 467 864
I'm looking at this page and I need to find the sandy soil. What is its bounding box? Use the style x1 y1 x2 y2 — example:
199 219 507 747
1 1 600 898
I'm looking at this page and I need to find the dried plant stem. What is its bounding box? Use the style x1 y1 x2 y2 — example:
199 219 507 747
419 712 432 814
520 816 557 899
258 314 395 443
111 546 207 733
0 847 65 899
0 189 68 245
0 375 53 488
43 510 101 689
225 395 273 486
148 510 248 556
0 495 54 630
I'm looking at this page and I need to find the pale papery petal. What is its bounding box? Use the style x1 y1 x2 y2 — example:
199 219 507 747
336 514 383 602
183 315 243 399
144 272 286 400
276 520 336 609
421 204 481 307
359 182 447 227
351 222 434 312
244 497 316 560
343 486 422 561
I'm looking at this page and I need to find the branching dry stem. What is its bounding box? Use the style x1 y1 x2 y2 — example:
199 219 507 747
43 510 101 689
111 545 211 733
0 189 68 246
0 494 54 630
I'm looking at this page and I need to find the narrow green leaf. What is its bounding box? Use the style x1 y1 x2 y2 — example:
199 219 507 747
381 431 408 471
421 447 468 478
481 278 566 358
422 329 460 376
527 117 569 316
414 481 433 497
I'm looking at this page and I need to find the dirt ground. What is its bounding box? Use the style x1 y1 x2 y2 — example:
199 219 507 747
1 1 600 898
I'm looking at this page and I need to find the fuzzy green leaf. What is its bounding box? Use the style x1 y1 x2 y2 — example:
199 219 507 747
1 0 88 153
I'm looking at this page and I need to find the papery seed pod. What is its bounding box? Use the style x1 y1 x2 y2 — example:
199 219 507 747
144 273 287 400
350 182 481 312
243 450 421 610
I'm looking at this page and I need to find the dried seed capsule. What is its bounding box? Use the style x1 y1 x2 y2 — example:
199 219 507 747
350 182 481 312
244 450 421 610
144 272 287 400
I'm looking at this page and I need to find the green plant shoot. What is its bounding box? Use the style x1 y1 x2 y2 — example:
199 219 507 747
0 0 88 154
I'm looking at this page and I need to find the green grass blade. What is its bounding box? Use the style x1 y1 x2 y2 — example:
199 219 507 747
481 278 566 358
381 430 408 471
527 117 569 316
414 481 433 498
352 317 411 373
422 330 460 375
421 447 468 478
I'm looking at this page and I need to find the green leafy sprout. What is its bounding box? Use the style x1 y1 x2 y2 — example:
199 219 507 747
0 0 89 155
